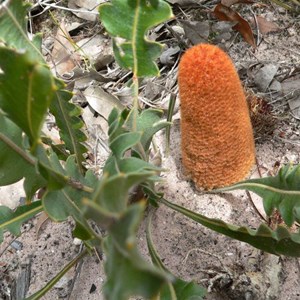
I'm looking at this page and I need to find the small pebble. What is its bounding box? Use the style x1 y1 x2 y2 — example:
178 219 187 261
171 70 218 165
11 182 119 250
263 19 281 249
73 238 82 246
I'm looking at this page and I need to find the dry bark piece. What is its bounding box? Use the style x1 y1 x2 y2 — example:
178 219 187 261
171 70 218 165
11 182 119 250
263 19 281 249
178 44 255 190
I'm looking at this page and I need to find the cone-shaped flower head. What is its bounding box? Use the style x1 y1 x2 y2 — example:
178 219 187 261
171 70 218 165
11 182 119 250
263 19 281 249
178 44 255 189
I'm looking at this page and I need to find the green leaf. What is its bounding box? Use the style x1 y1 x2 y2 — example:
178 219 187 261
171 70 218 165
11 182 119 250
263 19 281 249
0 114 47 198
41 136 70 161
0 47 55 148
109 132 142 158
104 156 162 178
23 168 47 201
92 170 155 213
147 210 206 300
217 164 300 227
49 81 87 174
34 146 68 190
83 198 119 229
126 108 171 152
0 201 42 243
0 0 44 62
99 0 173 77
159 279 207 300
0 114 35 185
103 202 169 300
108 108 129 143
160 198 300 257
42 156 95 239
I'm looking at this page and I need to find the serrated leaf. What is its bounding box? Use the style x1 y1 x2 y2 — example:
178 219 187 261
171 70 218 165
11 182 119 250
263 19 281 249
50 82 87 174
42 156 96 239
108 108 129 142
110 132 142 158
0 113 35 185
99 0 173 76
103 202 169 300
217 164 300 227
137 109 171 150
0 0 43 62
0 47 55 148
160 198 300 257
126 108 171 152
147 210 206 300
34 146 68 190
0 201 42 243
92 170 155 213
42 155 94 219
41 136 69 161
159 279 207 300
0 114 47 199
23 173 47 201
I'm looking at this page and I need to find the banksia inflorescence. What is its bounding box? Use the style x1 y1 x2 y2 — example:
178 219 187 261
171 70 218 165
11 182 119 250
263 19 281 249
178 44 255 190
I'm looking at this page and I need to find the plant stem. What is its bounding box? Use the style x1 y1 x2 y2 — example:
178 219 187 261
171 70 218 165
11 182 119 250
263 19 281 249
67 178 94 193
0 133 36 165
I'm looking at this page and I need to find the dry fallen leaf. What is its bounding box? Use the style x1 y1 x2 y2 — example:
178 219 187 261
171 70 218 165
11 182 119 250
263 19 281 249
255 15 280 35
68 0 103 22
214 3 256 48
180 20 210 45
83 85 124 120
36 211 50 238
221 0 254 7
51 21 81 77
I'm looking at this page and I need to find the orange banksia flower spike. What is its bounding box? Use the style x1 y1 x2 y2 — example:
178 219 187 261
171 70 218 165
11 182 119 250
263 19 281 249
178 44 255 190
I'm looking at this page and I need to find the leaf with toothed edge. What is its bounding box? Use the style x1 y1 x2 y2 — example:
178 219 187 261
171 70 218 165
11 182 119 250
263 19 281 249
49 79 87 174
0 201 43 243
99 0 173 77
103 202 170 300
0 0 44 62
160 197 300 257
0 47 55 148
216 164 300 227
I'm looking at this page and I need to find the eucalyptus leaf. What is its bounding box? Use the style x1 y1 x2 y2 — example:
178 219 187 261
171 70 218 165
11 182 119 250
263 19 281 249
99 0 173 76
83 85 124 120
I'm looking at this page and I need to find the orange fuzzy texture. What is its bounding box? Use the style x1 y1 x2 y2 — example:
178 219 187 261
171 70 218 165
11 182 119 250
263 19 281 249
178 44 255 190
